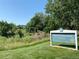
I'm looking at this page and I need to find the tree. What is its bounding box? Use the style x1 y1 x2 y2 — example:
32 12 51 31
26 12 59 33
45 0 79 30
26 12 46 32
43 15 59 32
0 21 16 37
17 25 25 29
17 29 24 38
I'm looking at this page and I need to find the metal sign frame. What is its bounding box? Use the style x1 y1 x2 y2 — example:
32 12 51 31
50 30 78 50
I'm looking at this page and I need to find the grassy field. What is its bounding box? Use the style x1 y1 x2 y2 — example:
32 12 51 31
0 41 79 59
0 31 79 59
0 30 49 50
0 35 49 50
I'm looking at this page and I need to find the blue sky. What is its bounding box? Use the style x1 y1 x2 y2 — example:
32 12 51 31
0 0 47 25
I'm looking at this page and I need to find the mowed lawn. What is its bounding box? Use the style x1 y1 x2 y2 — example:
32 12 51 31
0 41 79 59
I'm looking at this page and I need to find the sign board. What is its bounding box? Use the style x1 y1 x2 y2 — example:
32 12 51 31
50 30 78 50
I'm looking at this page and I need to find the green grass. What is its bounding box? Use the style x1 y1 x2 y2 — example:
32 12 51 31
0 41 79 59
0 35 49 50
0 35 31 50
0 31 79 59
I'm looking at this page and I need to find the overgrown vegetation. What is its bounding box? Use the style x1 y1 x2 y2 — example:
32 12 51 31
0 0 79 59
0 21 24 38
26 0 79 33
0 0 79 37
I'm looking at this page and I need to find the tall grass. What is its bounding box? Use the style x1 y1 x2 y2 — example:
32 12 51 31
0 33 49 51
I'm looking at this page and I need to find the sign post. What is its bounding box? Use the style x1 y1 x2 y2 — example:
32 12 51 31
50 29 78 50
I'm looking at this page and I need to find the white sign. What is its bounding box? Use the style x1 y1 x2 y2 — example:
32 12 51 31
50 30 78 50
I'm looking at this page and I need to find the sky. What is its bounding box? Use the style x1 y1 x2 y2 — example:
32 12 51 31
0 0 47 25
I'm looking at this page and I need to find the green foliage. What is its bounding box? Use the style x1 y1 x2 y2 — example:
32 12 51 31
26 0 79 32
26 12 60 33
0 21 16 37
26 13 46 32
17 29 24 38
45 0 79 30
17 25 25 29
